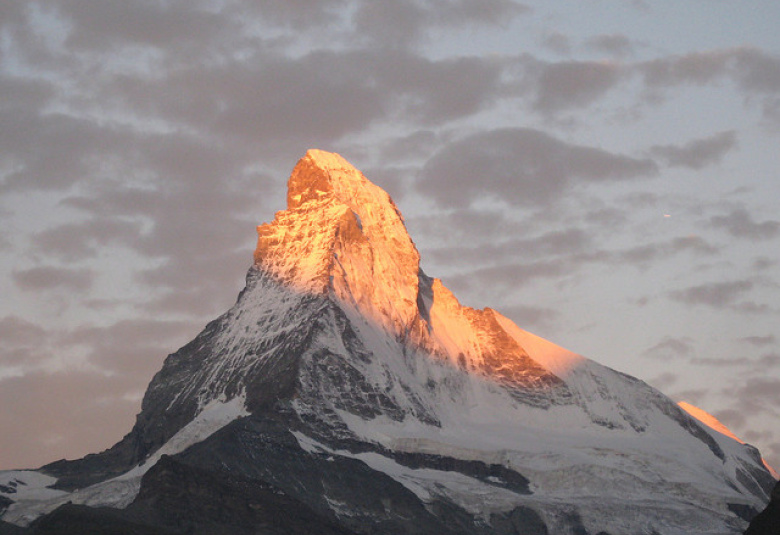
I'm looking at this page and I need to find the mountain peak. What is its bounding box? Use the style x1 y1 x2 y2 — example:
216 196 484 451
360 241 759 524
255 150 422 336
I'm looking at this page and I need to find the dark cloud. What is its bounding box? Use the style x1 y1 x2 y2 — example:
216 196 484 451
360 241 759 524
650 131 737 169
710 208 780 241
418 128 657 208
586 34 634 58
12 266 94 292
642 336 694 361
669 279 753 308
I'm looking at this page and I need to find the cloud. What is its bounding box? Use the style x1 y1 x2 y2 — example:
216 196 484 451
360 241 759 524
0 316 49 369
726 377 780 413
668 279 753 308
642 336 694 361
647 371 679 390
31 219 145 261
619 236 718 266
518 57 625 113
636 48 780 122
540 32 571 55
638 50 734 88
710 208 780 241
739 335 776 347
352 0 529 48
12 266 94 292
650 131 737 169
586 34 634 58
417 128 657 208
428 227 592 266
41 0 235 52
65 318 194 375
499 304 559 331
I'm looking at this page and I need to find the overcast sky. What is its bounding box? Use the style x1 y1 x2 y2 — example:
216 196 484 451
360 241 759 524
1 0 779 472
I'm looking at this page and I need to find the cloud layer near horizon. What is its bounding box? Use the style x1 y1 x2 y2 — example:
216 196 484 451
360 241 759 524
1 0 779 471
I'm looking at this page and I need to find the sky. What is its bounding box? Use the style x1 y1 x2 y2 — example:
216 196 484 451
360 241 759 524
1 0 779 472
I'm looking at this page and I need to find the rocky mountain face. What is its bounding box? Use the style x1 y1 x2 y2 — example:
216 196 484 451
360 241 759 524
744 480 780 535
1 150 776 534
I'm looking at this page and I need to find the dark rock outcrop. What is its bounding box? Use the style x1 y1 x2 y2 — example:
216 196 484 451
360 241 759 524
744 479 780 535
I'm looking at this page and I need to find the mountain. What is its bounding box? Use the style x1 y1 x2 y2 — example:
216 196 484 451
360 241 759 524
1 149 776 535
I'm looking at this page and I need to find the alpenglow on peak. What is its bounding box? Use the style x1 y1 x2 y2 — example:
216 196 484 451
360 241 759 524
254 149 422 337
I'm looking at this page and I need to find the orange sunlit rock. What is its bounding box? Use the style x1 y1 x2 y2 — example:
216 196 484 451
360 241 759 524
679 401 779 479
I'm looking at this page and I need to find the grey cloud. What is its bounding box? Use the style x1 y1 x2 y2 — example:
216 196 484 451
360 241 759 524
429 0 531 27
0 316 46 347
739 335 776 347
647 372 679 391
619 236 718 266
352 0 529 47
637 48 780 123
418 128 657 208
726 377 780 413
639 50 735 87
710 208 780 240
0 316 49 368
380 130 440 163
12 266 94 292
669 279 753 308
32 219 145 261
499 304 559 332
352 0 428 48
66 319 194 375
239 0 348 30
690 356 749 367
753 257 777 271
445 258 572 294
541 32 572 55
0 109 129 193
650 131 737 170
732 48 780 93
428 228 592 266
520 57 625 113
642 336 694 361
42 0 234 52
586 34 634 58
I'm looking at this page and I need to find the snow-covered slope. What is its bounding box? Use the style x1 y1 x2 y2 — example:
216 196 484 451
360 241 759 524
2 150 775 534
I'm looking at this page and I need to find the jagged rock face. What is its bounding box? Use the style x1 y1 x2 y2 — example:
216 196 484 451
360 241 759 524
2 150 777 535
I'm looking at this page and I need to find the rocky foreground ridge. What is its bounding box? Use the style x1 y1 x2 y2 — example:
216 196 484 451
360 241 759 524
1 150 776 535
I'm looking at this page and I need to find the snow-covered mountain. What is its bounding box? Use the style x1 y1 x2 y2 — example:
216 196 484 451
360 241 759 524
1 150 776 535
